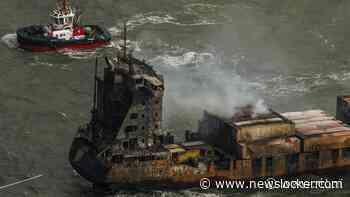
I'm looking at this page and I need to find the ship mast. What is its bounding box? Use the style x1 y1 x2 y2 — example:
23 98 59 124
123 21 127 59
93 57 98 112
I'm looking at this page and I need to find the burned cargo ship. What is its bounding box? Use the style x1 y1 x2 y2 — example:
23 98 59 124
69 48 350 191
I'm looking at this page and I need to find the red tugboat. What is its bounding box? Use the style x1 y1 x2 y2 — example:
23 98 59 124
16 0 111 52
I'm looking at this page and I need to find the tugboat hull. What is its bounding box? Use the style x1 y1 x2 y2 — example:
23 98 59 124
16 25 111 52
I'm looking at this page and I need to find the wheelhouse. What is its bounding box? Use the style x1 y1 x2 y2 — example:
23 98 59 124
50 4 75 30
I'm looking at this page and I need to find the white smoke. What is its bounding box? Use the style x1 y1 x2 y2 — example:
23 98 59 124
151 51 268 130
253 99 269 116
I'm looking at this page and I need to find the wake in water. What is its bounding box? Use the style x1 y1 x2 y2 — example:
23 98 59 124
1 33 19 49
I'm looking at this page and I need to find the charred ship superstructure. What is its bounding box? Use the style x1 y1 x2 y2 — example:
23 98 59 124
69 52 350 190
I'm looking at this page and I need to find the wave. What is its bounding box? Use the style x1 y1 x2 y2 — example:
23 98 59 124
127 13 178 29
108 11 220 34
29 56 71 71
61 49 101 60
150 51 216 68
250 71 350 97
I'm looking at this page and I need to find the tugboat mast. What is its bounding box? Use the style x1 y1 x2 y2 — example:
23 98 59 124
61 0 69 13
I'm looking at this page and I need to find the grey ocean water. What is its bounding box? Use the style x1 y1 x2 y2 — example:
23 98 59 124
1 0 350 196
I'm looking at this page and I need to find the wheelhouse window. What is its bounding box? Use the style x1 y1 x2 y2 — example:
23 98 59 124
342 148 350 159
129 138 138 149
135 78 143 84
266 157 273 175
122 141 128 149
286 154 299 174
305 152 319 170
65 17 71 23
332 149 339 163
252 158 262 176
125 125 138 133
112 154 123 163
130 113 138 119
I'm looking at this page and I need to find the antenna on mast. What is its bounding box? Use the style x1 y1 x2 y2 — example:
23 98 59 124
63 0 67 10
60 0 69 14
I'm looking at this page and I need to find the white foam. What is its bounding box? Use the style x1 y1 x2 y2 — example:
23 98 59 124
110 40 142 52
127 13 177 29
108 27 121 37
29 60 54 67
250 70 350 97
150 51 216 68
1 33 18 49
108 11 220 33
29 56 70 70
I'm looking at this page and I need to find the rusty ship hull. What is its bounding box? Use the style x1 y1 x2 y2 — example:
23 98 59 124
70 128 350 190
